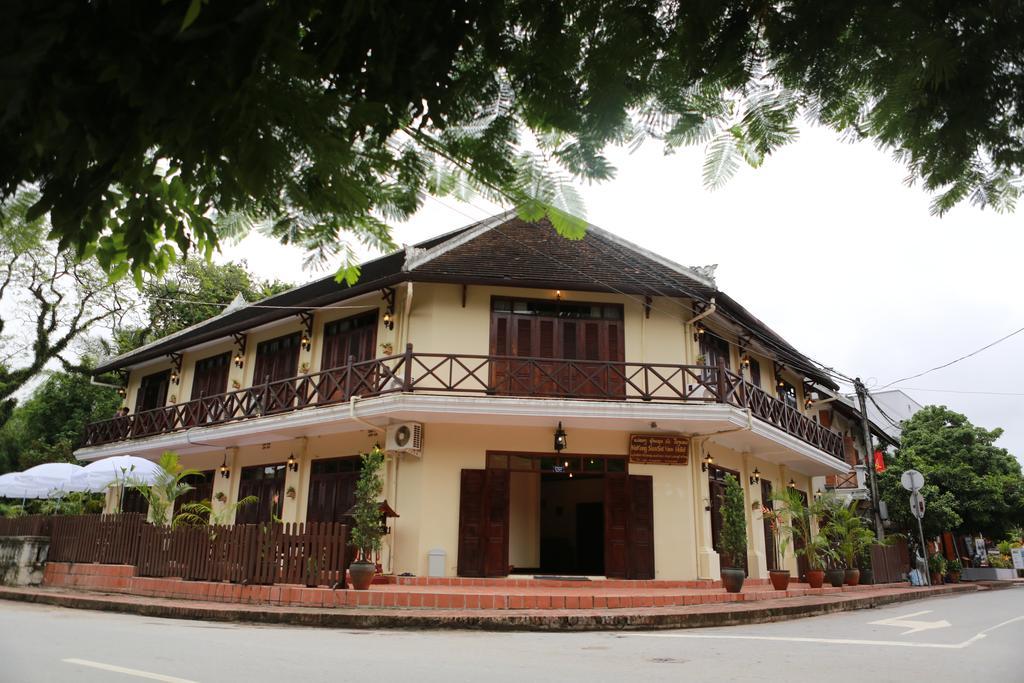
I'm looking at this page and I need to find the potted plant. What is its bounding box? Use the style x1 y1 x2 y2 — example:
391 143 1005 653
770 488 833 588
858 544 874 585
348 446 385 591
761 504 790 590
823 498 876 586
928 554 946 585
718 474 748 593
946 558 962 583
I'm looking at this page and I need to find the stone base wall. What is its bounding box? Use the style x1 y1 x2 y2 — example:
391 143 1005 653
0 536 50 586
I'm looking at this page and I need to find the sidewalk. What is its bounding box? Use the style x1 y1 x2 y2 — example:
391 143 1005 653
0 581 985 631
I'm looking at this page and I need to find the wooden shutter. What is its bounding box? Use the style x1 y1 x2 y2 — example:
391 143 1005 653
253 333 300 385
457 470 487 577
135 370 169 413
191 353 230 400
761 479 776 571
604 474 629 579
483 469 510 577
627 475 655 580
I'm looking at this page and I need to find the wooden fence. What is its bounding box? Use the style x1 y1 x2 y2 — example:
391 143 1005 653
4 513 349 587
0 514 52 537
870 538 911 583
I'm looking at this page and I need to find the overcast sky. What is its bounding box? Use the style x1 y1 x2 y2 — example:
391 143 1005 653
222 125 1024 464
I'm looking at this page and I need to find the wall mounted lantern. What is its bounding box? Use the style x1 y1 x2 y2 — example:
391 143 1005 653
287 453 299 472
814 488 823 500
168 352 183 385
298 311 314 351
749 468 760 486
787 479 797 489
232 333 247 369
553 422 567 453
701 452 714 472
219 455 231 479
381 287 396 331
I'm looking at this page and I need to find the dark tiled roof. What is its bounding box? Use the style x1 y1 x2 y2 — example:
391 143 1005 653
96 212 836 389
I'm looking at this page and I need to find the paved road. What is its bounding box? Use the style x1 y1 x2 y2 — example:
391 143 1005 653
1 587 1021 682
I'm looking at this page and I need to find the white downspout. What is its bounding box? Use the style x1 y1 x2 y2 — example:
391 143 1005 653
689 297 717 325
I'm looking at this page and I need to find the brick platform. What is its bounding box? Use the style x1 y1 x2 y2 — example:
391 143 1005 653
42 562 916 611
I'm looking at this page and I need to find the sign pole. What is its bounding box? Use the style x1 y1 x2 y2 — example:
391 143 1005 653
915 502 929 586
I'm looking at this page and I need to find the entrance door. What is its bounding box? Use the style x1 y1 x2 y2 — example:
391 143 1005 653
306 457 361 523
235 464 286 524
135 370 169 413
253 333 301 411
174 471 215 520
457 469 509 577
319 313 378 401
603 473 655 579
794 489 810 581
190 353 230 424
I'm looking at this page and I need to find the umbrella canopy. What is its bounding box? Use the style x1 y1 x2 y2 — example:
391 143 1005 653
0 472 47 499
70 456 165 493
18 462 88 497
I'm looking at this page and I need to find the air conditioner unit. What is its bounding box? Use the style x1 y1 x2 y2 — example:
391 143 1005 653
386 422 423 455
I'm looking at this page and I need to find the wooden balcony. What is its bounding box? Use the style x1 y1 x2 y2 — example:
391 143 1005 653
85 345 844 460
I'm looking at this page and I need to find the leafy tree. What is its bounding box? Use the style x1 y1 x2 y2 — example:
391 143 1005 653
127 452 199 527
113 259 293 352
877 406 1024 541
0 189 134 426
0 371 121 474
3 2 1022 283
719 474 748 569
821 497 876 570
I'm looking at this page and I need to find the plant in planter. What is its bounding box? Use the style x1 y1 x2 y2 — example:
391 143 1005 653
946 558 962 583
286 485 297 500
770 488 834 588
348 446 386 590
719 474 748 593
928 553 947 585
822 498 876 586
761 504 790 590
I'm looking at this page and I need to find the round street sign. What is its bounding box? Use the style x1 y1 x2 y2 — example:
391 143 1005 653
909 491 926 519
901 469 925 492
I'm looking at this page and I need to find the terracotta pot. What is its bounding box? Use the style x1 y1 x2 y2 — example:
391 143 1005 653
826 569 845 587
844 569 860 586
721 567 746 593
806 569 825 588
949 571 960 583
769 569 791 591
349 560 376 591
930 572 944 586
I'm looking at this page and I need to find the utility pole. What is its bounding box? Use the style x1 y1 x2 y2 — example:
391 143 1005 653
854 378 885 539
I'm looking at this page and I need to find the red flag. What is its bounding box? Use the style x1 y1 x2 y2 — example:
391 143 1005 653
874 450 886 473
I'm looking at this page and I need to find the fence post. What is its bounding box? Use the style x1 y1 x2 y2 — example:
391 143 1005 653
403 343 414 392
344 354 354 399
716 357 728 403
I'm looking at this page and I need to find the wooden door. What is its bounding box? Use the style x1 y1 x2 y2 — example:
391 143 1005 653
761 479 777 571
627 475 655 580
794 489 810 581
236 464 286 525
190 353 230 424
604 474 629 579
320 313 378 401
253 333 301 411
457 469 510 577
305 457 361 523
174 471 215 519
135 370 169 413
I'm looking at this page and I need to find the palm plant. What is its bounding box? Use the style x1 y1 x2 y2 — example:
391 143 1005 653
822 499 876 570
127 452 200 527
175 495 258 527
770 488 836 571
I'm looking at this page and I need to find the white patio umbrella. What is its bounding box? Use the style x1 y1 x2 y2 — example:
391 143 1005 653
70 455 165 493
0 472 46 499
19 462 88 497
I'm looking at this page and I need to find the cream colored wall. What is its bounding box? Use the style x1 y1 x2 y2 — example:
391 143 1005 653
509 472 540 569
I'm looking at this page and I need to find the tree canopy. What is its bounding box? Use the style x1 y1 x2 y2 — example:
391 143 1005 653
3 1 1022 282
877 406 1024 541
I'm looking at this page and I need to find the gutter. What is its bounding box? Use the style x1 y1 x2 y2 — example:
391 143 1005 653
688 297 717 325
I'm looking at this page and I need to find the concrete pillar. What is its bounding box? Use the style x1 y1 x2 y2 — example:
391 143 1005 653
281 438 308 524
693 440 719 579
743 454 768 579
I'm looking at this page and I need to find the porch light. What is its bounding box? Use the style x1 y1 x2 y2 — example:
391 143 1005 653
787 479 796 489
693 324 705 342
749 468 760 486
219 456 231 479
169 370 179 385
382 310 393 329
814 488 823 500
117 387 126 398
741 355 751 368
234 352 244 368
701 452 713 472
555 290 562 300
300 332 311 351
553 422 567 453
287 453 298 472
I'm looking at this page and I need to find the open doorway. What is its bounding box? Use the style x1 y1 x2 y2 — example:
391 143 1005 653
539 473 604 575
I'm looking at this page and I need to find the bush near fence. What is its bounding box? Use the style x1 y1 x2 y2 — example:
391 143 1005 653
2 513 349 588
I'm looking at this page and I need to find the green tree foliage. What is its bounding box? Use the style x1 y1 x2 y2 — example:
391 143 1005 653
3 2 1021 282
349 447 385 560
114 259 293 352
821 497 876 570
719 474 748 569
877 406 1024 541
0 189 133 424
127 452 199 527
0 371 121 474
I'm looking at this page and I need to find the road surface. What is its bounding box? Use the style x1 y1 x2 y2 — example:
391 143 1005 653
1 587 1021 682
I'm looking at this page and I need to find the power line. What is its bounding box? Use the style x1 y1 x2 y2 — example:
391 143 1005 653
894 386 1024 397
877 324 1024 390
151 297 378 311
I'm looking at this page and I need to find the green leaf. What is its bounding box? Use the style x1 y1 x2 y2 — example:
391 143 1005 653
180 0 202 31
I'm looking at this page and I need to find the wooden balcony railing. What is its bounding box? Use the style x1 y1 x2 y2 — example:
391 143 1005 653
85 344 844 460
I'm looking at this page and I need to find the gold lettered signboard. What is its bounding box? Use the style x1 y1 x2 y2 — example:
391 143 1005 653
628 434 690 466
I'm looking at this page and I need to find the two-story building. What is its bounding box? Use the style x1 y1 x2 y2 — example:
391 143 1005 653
78 211 853 582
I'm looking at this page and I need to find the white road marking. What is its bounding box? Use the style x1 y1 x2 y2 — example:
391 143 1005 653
869 610 952 635
61 658 198 683
624 632 979 649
